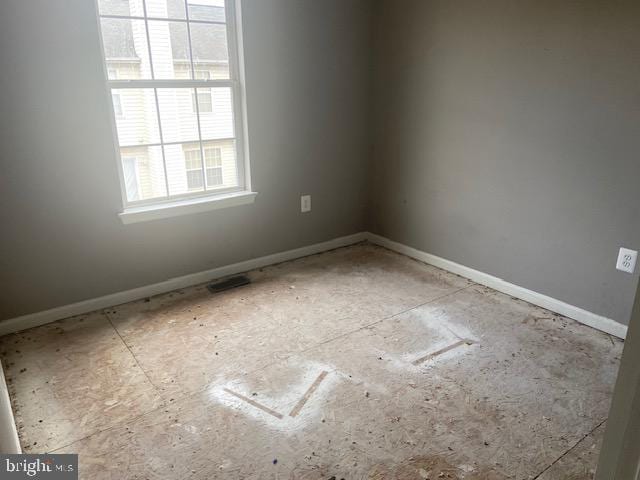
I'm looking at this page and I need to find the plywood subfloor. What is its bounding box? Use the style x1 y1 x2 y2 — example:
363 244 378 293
0 243 622 479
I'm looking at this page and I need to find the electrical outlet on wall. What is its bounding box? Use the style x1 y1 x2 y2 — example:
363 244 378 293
616 247 637 274
301 195 311 213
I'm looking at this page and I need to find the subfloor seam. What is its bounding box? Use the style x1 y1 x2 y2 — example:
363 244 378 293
531 418 606 480
104 311 164 397
49 404 166 454
296 284 475 356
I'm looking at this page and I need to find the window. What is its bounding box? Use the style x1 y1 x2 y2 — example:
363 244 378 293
97 0 249 211
193 88 213 113
182 142 226 190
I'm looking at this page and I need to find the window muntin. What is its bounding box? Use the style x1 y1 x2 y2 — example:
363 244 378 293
97 0 246 206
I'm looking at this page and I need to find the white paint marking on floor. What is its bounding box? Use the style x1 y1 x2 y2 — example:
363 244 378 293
207 361 348 432
420 308 478 343
383 308 479 370
288 370 329 417
411 339 475 365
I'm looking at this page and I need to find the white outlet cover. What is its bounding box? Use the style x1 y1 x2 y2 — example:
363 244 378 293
301 195 311 213
616 247 637 274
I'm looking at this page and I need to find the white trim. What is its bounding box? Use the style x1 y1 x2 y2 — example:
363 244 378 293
108 79 235 89
119 190 257 224
124 183 250 208
117 136 236 150
231 0 252 193
0 364 21 453
99 14 227 26
0 233 367 336
366 233 628 339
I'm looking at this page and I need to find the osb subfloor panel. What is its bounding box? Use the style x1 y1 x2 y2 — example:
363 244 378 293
0 243 623 479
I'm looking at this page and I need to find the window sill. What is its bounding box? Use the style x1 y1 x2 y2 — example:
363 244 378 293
119 191 258 225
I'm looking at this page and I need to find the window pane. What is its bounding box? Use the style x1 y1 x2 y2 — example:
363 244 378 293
157 88 200 143
198 87 234 140
148 21 191 80
164 142 204 195
120 146 167 201
190 23 229 79
202 139 237 190
101 18 152 80
98 0 145 17
187 0 226 22
112 88 161 146
145 0 186 19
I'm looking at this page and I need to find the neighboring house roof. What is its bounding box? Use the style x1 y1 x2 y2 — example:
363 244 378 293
102 0 227 62
170 20 227 62
102 17 138 59
100 0 129 16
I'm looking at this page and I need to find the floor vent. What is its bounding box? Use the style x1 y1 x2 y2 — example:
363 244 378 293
207 275 251 294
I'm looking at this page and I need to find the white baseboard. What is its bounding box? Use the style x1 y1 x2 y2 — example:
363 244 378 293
0 232 367 337
366 232 628 339
0 230 627 340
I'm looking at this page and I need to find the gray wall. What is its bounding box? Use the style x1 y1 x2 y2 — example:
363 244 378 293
370 0 640 325
0 0 372 320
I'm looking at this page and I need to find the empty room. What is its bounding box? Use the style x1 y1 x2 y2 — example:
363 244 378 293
1 0 640 478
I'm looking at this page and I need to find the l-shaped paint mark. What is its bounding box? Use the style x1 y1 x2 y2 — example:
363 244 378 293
411 339 475 366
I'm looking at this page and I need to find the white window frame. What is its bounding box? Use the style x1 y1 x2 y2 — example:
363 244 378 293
96 0 255 223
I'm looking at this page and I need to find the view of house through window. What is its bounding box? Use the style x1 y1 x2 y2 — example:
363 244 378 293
183 145 223 190
98 0 244 206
